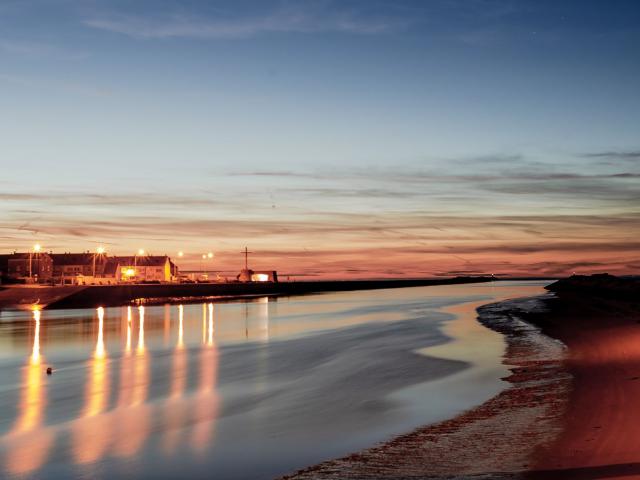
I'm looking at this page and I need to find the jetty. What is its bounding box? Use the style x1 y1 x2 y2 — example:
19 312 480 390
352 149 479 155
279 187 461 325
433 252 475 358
0 277 492 310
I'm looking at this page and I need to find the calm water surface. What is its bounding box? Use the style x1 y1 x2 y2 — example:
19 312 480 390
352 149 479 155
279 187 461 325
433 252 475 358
0 281 548 479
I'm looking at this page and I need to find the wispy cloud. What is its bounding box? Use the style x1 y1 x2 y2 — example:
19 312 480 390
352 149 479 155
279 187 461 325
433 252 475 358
2 151 639 276
582 150 640 161
82 2 406 39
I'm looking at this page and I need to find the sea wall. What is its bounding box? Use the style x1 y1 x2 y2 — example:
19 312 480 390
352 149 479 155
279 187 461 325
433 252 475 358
36 277 492 310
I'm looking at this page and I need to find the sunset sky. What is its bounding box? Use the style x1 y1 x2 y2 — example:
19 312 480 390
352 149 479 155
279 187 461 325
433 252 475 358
1 0 639 278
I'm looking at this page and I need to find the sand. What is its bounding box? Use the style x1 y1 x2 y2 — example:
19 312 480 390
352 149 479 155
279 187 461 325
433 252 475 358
527 296 640 479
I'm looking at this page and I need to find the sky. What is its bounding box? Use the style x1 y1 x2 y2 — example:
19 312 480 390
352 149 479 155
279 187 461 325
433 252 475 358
1 0 639 278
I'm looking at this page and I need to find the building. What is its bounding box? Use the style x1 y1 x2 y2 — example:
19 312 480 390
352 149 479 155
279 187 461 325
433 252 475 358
236 246 277 283
113 255 178 283
237 269 278 283
1 251 180 285
50 253 110 284
0 253 53 283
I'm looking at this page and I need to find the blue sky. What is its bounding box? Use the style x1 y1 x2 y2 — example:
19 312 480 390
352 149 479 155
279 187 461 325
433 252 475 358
1 0 639 277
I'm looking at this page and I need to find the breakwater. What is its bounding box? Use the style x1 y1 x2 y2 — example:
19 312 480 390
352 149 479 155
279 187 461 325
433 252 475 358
0 277 492 310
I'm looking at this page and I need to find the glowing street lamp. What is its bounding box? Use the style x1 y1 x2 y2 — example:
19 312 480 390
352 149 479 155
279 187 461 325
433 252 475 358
29 243 42 280
93 246 106 278
200 252 214 282
133 249 146 281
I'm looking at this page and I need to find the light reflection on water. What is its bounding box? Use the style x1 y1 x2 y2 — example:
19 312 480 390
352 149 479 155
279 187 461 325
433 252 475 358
4 307 55 476
0 281 549 479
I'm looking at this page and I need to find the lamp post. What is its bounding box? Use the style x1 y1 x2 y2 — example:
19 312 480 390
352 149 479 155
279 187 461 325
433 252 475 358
93 246 105 278
133 249 145 282
200 252 214 282
29 244 41 281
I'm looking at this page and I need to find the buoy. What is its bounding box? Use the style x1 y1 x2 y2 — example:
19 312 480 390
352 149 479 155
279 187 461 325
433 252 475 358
46 367 52 375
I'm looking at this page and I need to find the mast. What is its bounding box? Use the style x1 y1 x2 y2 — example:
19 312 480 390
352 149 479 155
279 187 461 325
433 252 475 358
242 247 253 270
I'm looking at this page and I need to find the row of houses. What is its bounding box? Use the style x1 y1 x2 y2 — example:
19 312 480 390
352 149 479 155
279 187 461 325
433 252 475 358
0 253 178 285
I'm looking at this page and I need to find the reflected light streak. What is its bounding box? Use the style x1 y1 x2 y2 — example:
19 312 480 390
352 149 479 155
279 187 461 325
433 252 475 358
201 303 206 344
20 318 43 432
112 304 150 458
95 306 105 359
31 308 41 364
164 304 170 344
257 297 270 343
3 307 55 475
125 306 132 353
208 303 214 346
72 306 111 464
178 304 184 348
190 337 219 454
137 306 145 354
163 304 188 453
126 318 132 353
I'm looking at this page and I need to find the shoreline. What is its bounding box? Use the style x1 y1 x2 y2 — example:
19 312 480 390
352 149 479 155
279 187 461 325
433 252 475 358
280 293 571 479
281 275 640 479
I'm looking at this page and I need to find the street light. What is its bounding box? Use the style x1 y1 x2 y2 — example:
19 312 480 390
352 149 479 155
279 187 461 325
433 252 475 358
29 243 42 280
200 252 214 282
93 246 106 278
134 249 145 282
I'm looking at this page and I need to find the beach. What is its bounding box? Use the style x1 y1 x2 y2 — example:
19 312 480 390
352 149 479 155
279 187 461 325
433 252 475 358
283 275 640 479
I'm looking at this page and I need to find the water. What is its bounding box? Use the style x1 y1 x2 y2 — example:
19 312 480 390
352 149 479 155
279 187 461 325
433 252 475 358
0 281 548 479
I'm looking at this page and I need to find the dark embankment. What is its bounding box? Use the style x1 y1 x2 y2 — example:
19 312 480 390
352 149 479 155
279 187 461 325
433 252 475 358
0 285 86 310
546 272 640 301
35 276 492 310
518 274 640 479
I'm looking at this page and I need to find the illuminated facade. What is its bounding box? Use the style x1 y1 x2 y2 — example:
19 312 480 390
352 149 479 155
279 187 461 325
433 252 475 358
237 269 278 283
113 256 178 283
0 252 179 285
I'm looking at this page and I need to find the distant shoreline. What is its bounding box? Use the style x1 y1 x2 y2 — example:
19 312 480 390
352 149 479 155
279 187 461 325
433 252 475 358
0 276 495 310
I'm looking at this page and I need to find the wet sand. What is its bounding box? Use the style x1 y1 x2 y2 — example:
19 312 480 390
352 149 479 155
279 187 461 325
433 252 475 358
527 295 640 479
282 284 640 480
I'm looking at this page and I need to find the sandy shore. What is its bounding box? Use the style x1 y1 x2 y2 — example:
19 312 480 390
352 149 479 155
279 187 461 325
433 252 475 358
281 277 640 479
526 292 640 479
